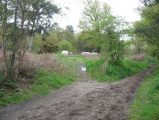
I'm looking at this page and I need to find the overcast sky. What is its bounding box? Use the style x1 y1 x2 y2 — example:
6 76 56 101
52 0 143 32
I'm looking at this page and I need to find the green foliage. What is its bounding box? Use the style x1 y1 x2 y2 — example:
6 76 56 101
79 0 111 31
59 40 72 52
146 44 159 59
130 33 147 54
134 4 159 58
79 0 127 61
31 35 42 52
100 15 127 64
27 0 60 51
40 41 58 53
31 26 78 53
77 30 100 52
78 0 112 53
0 88 5 98
3 81 18 91
48 27 77 52
0 0 60 89
0 66 37 106
86 58 151 82
106 39 124 64
129 66 159 120
0 70 74 106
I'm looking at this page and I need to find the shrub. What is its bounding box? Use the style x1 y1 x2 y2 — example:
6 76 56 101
40 41 58 53
59 40 72 52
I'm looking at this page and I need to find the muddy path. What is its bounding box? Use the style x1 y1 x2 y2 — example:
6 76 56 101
0 64 156 120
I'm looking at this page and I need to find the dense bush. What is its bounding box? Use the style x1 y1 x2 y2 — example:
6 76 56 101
40 41 58 53
59 40 72 52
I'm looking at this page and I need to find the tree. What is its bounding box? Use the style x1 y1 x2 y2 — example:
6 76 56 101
129 22 147 54
79 0 111 32
78 0 111 53
78 0 127 64
59 40 72 52
78 0 127 62
140 0 159 6
40 40 58 53
27 0 60 52
49 26 77 52
100 16 125 64
0 0 31 86
66 25 74 33
0 0 60 88
134 4 159 58
77 30 100 52
131 35 146 54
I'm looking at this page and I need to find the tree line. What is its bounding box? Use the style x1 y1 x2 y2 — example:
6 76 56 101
133 0 159 58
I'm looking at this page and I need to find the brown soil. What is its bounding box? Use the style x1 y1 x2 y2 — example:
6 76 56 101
0 64 155 120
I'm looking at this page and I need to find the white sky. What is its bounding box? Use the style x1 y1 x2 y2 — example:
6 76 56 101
52 0 143 32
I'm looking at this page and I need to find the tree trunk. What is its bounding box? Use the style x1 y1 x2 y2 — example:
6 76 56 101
2 0 8 78
0 0 8 87
14 0 26 80
10 6 18 81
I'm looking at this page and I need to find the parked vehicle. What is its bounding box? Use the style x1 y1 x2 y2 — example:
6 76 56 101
61 50 69 55
81 52 90 55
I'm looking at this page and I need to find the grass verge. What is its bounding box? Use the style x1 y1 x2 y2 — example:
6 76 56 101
129 66 159 120
86 58 152 82
0 70 75 106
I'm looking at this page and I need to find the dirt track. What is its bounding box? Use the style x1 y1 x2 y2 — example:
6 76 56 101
0 64 155 120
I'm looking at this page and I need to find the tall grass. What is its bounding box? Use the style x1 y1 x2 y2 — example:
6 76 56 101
23 52 63 74
129 66 159 120
86 58 152 82
0 70 75 106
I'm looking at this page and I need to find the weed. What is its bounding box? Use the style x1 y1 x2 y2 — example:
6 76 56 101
4 81 18 91
0 88 5 98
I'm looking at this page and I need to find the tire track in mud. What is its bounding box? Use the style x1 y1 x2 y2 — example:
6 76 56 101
0 64 156 120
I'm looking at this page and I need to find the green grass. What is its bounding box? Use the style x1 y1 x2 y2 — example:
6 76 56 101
86 58 152 82
0 70 75 106
31 51 38 55
129 66 159 120
54 53 87 65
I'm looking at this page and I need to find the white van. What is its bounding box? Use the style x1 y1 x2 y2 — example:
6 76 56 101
61 50 69 55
